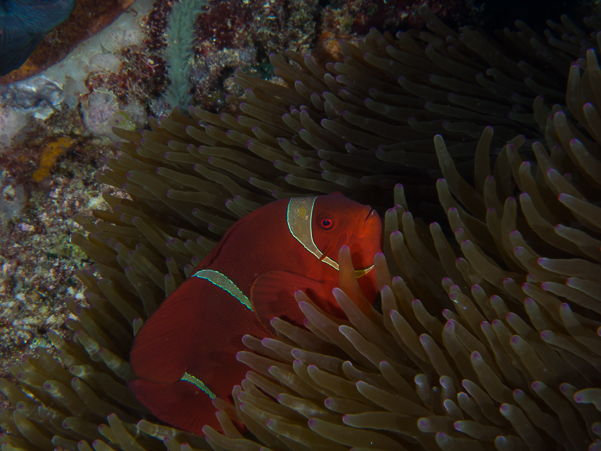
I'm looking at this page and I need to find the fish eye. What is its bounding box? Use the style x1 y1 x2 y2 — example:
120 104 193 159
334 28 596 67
320 218 333 229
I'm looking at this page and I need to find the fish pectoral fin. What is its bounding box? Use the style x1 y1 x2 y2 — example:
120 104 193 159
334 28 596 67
250 271 328 332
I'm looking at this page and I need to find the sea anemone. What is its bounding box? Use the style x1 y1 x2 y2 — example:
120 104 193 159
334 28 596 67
1 5 601 451
100 5 594 217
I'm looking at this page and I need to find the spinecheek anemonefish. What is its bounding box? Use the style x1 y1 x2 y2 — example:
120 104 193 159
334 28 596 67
128 192 382 435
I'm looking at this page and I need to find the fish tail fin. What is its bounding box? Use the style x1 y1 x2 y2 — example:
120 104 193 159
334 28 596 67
0 28 42 76
128 378 219 435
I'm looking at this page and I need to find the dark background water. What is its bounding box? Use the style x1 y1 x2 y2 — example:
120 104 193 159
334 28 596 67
471 0 591 32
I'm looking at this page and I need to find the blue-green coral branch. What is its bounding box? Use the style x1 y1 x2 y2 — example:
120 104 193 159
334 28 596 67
164 0 207 110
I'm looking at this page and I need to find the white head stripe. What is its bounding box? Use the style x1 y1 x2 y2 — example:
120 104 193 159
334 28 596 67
286 197 374 277
287 196 339 271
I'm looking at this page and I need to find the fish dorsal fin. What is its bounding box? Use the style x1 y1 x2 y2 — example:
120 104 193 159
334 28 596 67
286 196 339 271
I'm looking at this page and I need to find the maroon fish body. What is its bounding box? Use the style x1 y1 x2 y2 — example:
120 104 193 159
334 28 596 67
129 193 382 435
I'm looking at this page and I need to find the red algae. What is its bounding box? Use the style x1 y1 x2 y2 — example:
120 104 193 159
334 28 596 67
338 0 464 34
